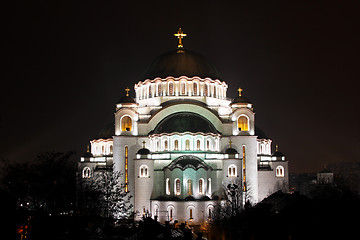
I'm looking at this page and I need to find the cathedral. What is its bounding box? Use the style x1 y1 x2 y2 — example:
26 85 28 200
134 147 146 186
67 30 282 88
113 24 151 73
79 29 289 224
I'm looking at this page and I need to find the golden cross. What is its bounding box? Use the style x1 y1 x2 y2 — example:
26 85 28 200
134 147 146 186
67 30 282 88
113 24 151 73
229 139 232 148
276 144 279 152
174 28 187 48
142 141 146 148
237 88 243 96
87 145 90 152
125 87 130 96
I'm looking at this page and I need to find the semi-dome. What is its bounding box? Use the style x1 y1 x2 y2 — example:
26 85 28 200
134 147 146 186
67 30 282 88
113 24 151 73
151 112 219 134
164 155 212 171
144 49 222 80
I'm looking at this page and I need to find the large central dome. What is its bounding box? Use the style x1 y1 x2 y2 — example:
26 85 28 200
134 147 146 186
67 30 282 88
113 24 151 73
144 49 221 80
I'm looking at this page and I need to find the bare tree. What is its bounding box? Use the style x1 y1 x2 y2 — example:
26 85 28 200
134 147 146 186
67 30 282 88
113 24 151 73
79 169 133 220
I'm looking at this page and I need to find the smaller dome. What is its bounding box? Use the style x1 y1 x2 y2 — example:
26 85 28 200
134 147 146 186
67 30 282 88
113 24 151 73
117 95 136 104
225 148 238 154
231 95 252 105
82 146 93 158
82 151 93 158
272 151 284 157
116 88 136 104
231 88 252 105
137 148 150 155
272 144 284 157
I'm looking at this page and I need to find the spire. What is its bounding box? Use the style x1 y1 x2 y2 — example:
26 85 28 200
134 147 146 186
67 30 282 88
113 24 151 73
142 141 146 148
87 145 90 152
174 28 187 49
276 144 279 152
229 139 232 148
238 88 243 96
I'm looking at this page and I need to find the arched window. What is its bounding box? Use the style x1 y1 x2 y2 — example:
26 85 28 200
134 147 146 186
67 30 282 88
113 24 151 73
190 208 193 219
143 87 146 99
207 205 214 220
185 139 190 150
139 165 148 178
208 178 212 194
169 82 174 95
260 144 264 154
228 164 237 177
174 139 179 150
156 140 160 152
164 140 168 150
213 85 217 98
238 116 249 131
193 82 198 95
110 145 113 154
148 85 152 97
204 84 208 96
276 166 285 177
166 178 170 195
181 82 186 95
170 208 173 221
187 179 192 195
82 167 91 178
167 206 175 221
206 140 211 151
199 178 204 195
196 140 201 151
101 145 105 154
175 178 181 195
242 146 246 191
154 205 159 217
121 116 132 131
157 83 162 96
125 146 128 192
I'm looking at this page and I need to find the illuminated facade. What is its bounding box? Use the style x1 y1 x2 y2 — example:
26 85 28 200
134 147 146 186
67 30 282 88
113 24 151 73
79 29 288 224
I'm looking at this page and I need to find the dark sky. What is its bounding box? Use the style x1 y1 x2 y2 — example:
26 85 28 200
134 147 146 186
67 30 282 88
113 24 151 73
2 0 359 173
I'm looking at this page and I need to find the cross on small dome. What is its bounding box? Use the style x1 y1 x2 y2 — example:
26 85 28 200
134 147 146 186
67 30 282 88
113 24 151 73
125 87 130 96
174 28 187 49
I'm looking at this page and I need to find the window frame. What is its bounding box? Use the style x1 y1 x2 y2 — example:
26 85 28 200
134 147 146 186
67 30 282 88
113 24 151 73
237 115 249 132
139 165 149 178
276 165 285 177
120 115 133 132
228 164 237 177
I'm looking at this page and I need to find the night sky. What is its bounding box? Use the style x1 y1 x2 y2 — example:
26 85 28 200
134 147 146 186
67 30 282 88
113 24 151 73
2 1 359 173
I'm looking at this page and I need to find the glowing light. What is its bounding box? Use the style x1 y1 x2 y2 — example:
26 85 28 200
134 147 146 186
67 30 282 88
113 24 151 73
174 28 187 49
125 87 130 96
121 116 132 131
238 116 249 131
242 146 246 191
125 146 128 192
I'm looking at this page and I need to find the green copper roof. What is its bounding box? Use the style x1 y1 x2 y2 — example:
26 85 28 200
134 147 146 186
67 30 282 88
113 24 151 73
152 112 219 134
